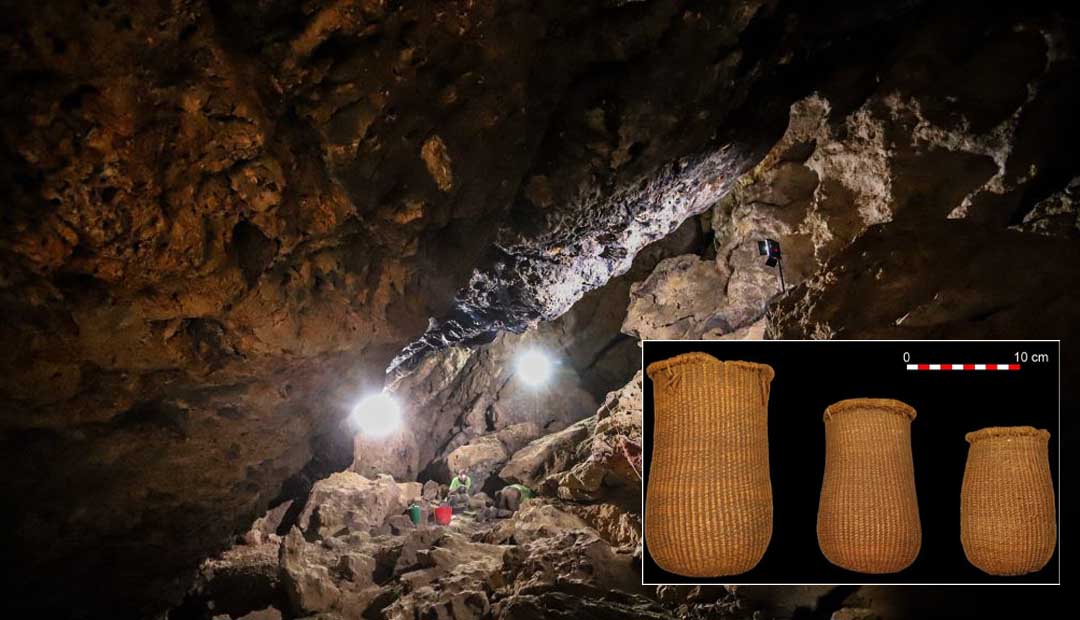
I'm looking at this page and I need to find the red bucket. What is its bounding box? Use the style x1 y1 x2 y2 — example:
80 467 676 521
434 504 452 525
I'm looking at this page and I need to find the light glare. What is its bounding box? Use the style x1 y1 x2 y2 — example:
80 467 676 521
515 348 554 388
351 392 402 437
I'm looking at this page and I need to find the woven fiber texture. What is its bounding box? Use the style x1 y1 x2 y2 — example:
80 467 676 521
645 353 774 577
961 426 1056 576
817 398 921 574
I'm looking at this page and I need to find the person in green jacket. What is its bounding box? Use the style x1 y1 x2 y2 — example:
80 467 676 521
495 483 532 512
448 470 472 495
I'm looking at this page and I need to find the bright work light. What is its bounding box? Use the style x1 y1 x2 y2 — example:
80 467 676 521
350 392 403 437
515 348 554 388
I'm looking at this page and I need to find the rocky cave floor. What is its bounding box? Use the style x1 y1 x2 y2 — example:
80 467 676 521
172 377 661 620
170 376 881 620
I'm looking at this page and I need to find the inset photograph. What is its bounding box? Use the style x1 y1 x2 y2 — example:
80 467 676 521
641 340 1060 585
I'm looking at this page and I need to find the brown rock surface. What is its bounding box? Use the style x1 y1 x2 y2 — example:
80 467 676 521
623 6 1080 343
767 221 1080 342
297 472 421 540
353 218 703 481
486 501 591 546
500 370 643 502
0 1 821 613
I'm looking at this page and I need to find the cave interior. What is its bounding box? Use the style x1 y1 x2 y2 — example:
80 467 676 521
1 0 1076 618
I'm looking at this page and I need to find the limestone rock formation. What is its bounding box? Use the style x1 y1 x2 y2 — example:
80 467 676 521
175 373 653 619
443 435 509 483
499 370 643 505
1014 176 1080 238
297 472 421 540
623 254 734 340
175 368 962 620
386 2 933 369
353 218 702 481
487 501 592 545
2 1 825 612
498 419 593 490
178 542 286 620
767 221 1080 343
624 7 1080 345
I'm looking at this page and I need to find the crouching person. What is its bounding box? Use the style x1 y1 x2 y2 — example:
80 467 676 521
447 470 472 513
493 483 532 516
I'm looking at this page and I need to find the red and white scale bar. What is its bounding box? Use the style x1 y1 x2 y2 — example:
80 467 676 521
906 363 1020 371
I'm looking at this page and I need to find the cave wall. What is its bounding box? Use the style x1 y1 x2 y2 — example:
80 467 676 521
626 2 1080 342
353 218 702 483
1 1 904 615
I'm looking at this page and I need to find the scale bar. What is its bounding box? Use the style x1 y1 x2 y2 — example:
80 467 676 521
905 363 1020 371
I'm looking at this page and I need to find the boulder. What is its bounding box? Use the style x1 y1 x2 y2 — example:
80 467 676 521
183 541 285 619
567 502 642 549
595 371 642 422
622 255 736 340
385 515 415 536
510 530 643 596
549 385 643 502
422 480 441 501
279 528 382 618
394 528 447 576
280 529 345 616
498 374 644 503
298 472 422 539
487 502 592 545
444 434 510 490
244 500 294 544
337 552 377 583
495 422 544 455
382 532 510 620
499 421 592 489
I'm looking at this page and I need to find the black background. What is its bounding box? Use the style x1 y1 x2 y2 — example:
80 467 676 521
641 340 1060 584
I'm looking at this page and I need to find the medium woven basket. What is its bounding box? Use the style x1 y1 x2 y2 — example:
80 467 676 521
645 353 774 576
817 398 921 573
961 426 1056 576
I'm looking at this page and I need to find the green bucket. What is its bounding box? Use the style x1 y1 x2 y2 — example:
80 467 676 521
408 504 422 525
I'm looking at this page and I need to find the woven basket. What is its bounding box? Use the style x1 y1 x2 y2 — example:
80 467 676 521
817 398 921 573
645 353 774 576
961 426 1056 576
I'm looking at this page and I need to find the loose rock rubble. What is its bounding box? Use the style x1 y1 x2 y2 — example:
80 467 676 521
177 374 907 620
178 376 655 620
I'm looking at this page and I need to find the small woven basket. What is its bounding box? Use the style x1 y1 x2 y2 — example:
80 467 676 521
817 398 921 573
961 426 1056 576
645 353 774 576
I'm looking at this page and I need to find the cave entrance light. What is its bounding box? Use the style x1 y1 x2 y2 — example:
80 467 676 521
350 391 403 437
515 348 554 389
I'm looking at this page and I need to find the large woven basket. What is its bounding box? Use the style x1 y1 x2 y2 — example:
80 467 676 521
961 426 1056 576
645 353 774 576
817 398 921 573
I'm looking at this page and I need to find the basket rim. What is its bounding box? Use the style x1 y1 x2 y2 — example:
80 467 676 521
645 352 775 382
823 397 916 422
965 425 1050 444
